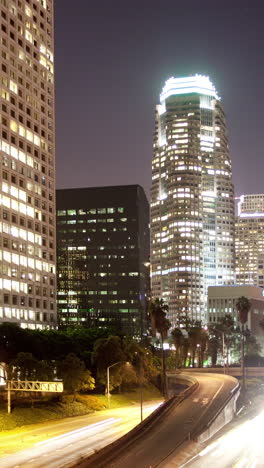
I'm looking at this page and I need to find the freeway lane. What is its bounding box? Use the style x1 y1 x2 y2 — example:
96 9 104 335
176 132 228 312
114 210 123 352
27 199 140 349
182 407 264 468
0 401 162 468
101 373 238 468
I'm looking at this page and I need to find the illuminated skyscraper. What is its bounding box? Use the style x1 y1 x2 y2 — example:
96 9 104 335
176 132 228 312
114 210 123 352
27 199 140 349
235 194 264 287
151 75 235 325
0 0 56 328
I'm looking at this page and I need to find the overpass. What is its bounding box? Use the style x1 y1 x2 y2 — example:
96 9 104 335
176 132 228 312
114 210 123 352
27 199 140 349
181 366 264 377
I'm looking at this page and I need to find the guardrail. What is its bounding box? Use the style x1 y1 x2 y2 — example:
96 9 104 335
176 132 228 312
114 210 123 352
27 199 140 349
192 381 240 442
181 367 264 377
75 377 199 468
75 373 240 467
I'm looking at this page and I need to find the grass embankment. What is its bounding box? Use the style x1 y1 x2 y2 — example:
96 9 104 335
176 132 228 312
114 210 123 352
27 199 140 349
0 384 162 432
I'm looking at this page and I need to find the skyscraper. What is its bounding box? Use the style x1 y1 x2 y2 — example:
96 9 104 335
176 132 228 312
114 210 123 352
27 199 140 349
151 75 234 325
235 194 264 287
56 185 149 337
0 0 56 328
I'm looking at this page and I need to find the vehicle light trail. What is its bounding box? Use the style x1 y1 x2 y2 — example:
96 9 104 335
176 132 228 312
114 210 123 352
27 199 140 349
35 417 120 446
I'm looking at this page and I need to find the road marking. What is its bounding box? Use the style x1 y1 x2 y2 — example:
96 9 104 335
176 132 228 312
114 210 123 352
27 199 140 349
201 397 209 406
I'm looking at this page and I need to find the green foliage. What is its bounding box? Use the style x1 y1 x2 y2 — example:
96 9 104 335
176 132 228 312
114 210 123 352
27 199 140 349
149 298 171 339
0 401 91 431
9 353 55 381
170 316 209 368
0 323 29 363
93 336 126 370
75 395 106 411
57 353 95 395
0 323 112 364
236 296 251 325
0 384 162 432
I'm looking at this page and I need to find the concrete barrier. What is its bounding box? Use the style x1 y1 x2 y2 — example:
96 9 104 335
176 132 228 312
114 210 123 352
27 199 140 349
180 367 264 377
168 371 240 445
193 381 240 443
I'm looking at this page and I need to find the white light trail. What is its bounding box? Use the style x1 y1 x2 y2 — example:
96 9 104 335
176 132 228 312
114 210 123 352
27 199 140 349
35 418 121 447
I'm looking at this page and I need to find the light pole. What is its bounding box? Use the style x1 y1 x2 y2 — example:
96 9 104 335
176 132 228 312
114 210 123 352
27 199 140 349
107 361 128 408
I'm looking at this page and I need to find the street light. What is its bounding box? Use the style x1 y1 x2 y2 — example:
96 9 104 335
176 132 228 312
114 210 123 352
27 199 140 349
107 361 129 408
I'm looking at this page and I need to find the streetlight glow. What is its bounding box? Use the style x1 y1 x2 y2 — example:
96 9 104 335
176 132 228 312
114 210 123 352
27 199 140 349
106 361 129 408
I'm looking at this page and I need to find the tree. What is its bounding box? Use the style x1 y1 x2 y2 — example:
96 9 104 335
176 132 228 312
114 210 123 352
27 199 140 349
9 352 39 381
209 314 235 367
208 336 219 366
92 336 127 392
236 296 251 390
199 328 209 368
0 323 29 363
171 327 183 368
188 326 200 368
149 298 171 397
57 353 95 397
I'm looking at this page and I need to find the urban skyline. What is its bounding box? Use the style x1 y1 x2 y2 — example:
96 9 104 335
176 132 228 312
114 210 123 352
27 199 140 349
0 3 263 466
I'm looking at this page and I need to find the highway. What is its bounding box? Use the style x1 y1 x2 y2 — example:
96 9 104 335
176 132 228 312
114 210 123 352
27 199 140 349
0 401 162 468
182 407 264 468
92 373 238 468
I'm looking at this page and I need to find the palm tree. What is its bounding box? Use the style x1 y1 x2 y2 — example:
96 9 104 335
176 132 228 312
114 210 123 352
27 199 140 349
188 326 201 367
149 298 171 398
236 296 251 390
171 327 183 369
199 328 209 368
220 314 235 368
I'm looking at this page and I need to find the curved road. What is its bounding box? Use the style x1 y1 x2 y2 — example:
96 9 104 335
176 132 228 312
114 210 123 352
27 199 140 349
93 373 238 468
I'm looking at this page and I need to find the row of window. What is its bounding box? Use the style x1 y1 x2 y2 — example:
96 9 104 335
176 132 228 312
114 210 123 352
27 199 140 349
58 208 125 216
3 293 54 309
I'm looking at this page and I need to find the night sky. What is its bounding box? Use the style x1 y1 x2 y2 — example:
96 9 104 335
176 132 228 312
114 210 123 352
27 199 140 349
55 0 264 199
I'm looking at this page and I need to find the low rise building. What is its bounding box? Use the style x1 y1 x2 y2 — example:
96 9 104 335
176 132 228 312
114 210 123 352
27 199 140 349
208 285 264 347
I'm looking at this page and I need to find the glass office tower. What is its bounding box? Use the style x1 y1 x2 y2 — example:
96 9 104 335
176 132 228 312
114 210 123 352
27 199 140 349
56 185 150 337
151 75 234 325
235 194 264 287
0 0 56 328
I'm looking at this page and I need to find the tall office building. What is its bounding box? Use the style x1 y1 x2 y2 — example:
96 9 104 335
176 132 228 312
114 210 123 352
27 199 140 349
235 194 264 287
151 75 235 325
56 185 150 337
0 0 56 328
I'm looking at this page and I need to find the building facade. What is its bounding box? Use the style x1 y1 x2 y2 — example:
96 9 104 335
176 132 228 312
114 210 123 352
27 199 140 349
151 75 235 325
0 0 56 328
235 194 264 287
208 285 264 348
56 185 150 337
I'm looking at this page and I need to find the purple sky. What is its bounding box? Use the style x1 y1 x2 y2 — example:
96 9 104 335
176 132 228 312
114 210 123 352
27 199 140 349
55 0 264 199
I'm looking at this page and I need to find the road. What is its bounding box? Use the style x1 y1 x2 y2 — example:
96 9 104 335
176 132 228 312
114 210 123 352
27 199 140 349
0 401 162 468
97 373 238 468
180 407 264 468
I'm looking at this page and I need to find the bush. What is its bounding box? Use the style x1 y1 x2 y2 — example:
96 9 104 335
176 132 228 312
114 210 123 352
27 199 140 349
75 395 106 411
